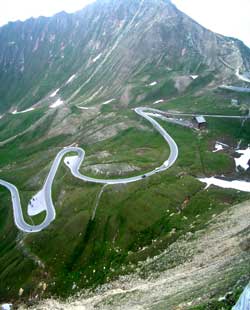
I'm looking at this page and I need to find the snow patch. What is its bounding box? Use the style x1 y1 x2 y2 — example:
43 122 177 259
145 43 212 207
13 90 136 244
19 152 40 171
77 106 95 110
50 88 60 98
213 144 223 152
213 142 228 153
32 38 40 52
93 53 102 63
190 75 199 80
235 147 250 170
66 74 76 84
12 108 34 115
1 304 12 310
148 81 157 86
199 177 250 193
153 100 164 105
50 99 64 109
77 106 90 110
28 191 47 216
0 115 3 120
102 99 115 105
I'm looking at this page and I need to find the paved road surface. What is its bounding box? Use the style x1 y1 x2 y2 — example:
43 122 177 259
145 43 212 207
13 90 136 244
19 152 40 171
0 107 178 233
219 85 250 93
236 68 250 84
1 107 248 233
146 108 250 119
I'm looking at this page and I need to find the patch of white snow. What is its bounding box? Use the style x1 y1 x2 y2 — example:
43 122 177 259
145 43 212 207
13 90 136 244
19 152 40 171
50 88 60 98
1 304 12 310
199 177 250 193
148 81 157 86
12 108 34 115
93 53 102 63
66 74 76 84
77 106 90 110
213 144 224 152
213 142 228 153
153 100 164 105
50 99 64 109
102 99 115 105
235 147 250 170
190 75 199 80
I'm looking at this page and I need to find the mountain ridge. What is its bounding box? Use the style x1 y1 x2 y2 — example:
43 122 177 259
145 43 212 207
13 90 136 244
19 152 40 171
0 0 249 113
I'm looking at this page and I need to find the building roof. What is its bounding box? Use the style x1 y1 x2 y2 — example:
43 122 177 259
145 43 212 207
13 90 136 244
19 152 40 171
195 116 206 124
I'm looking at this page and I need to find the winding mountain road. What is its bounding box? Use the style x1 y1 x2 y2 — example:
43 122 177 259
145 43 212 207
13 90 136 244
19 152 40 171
0 107 178 233
1 106 249 233
142 108 250 119
236 68 250 84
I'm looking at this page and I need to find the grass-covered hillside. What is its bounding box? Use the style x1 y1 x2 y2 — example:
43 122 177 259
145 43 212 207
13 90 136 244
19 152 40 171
0 88 250 308
0 0 250 308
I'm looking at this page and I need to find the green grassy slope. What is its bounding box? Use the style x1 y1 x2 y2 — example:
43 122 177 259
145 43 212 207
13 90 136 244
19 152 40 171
0 91 249 304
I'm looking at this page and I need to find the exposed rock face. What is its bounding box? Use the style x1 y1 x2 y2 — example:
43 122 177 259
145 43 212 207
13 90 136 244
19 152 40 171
0 0 249 112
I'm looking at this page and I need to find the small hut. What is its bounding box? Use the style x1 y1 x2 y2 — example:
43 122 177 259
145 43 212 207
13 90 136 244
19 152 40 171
194 116 207 129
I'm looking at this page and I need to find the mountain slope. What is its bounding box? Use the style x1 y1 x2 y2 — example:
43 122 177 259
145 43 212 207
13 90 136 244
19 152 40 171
0 0 250 113
0 0 250 308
